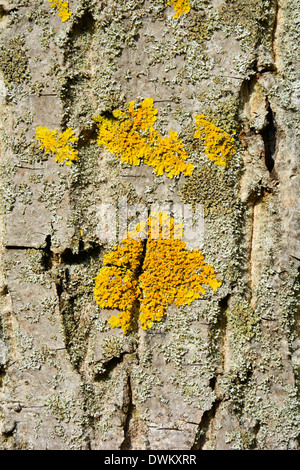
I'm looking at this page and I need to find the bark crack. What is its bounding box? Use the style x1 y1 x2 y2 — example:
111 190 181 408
120 373 135 450
191 295 230 449
191 377 223 450
0 365 5 389
260 99 277 174
54 240 102 372
217 294 230 373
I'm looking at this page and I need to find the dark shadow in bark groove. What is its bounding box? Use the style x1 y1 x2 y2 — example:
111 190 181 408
54 241 102 372
94 352 128 381
60 241 101 266
249 421 261 449
261 101 277 174
0 366 6 389
191 395 223 450
120 374 135 450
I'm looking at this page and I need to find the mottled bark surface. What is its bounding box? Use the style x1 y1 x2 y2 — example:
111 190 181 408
0 0 299 450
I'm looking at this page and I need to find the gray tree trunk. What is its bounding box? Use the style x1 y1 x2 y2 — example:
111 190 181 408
0 0 299 450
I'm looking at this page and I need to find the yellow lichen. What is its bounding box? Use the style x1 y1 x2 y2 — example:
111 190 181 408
48 0 72 22
94 212 221 334
36 126 79 165
93 237 144 335
168 0 191 18
194 114 237 167
94 98 194 179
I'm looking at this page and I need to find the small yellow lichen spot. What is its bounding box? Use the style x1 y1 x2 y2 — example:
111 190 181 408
36 126 79 165
95 99 194 179
48 0 72 22
168 0 191 18
194 114 237 167
94 212 221 334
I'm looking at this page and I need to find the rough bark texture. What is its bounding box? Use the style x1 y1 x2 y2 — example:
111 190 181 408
0 0 299 450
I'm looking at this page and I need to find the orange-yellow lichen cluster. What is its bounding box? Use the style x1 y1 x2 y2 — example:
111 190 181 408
168 0 191 18
48 0 72 22
94 212 221 334
194 114 237 167
36 126 79 165
94 98 194 179
93 237 144 334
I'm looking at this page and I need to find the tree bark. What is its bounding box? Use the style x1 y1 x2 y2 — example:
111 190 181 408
0 0 299 450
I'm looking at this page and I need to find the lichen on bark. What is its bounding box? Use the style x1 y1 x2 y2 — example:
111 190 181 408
0 0 299 450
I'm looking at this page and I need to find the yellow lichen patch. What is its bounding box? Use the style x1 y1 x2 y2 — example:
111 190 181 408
36 126 79 165
48 0 72 22
194 114 237 167
94 238 144 335
148 130 194 178
94 212 221 334
94 98 194 179
139 236 220 330
168 0 191 18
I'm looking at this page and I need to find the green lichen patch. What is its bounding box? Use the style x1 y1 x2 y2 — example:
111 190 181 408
0 35 31 88
229 298 260 344
179 164 237 217
100 335 124 360
186 10 213 44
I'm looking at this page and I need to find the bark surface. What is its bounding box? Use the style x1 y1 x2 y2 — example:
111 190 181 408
0 0 299 450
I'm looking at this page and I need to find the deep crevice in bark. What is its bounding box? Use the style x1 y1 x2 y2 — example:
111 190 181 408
94 352 128 381
56 279 89 372
0 5 17 16
55 277 63 302
191 371 224 450
60 241 101 265
249 421 261 449
191 296 231 450
70 10 95 40
120 373 135 450
216 294 230 371
5 245 40 250
0 366 5 389
55 268 80 371
260 100 277 174
41 235 53 271
54 241 102 372
191 394 223 450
